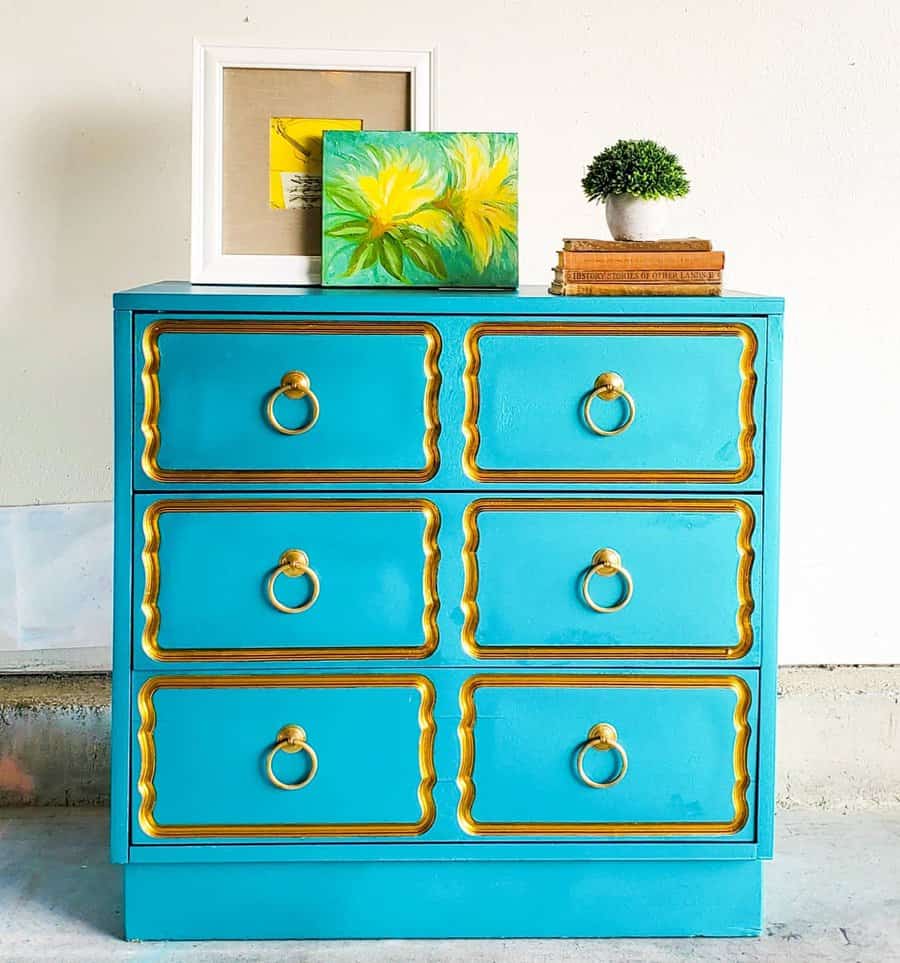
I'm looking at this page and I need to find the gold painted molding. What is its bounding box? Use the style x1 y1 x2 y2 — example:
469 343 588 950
457 673 752 837
461 497 755 660
462 321 758 484
141 498 440 662
137 674 437 839
140 318 442 483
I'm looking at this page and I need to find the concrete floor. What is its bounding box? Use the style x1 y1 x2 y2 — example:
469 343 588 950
0 809 897 962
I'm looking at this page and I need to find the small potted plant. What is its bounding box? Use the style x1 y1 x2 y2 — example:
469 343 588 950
582 139 690 241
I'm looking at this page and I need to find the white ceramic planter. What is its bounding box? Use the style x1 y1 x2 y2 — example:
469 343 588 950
604 194 671 241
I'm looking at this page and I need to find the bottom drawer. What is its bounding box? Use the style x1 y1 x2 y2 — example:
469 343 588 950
458 673 756 839
131 670 756 845
133 674 436 841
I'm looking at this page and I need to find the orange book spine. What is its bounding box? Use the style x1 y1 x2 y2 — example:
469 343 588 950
555 268 722 283
558 251 725 271
549 282 722 297
563 238 713 252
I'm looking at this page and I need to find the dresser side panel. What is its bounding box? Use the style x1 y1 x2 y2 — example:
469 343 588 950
757 312 784 858
112 307 135 863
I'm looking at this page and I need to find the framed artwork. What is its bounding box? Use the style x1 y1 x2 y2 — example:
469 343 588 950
321 131 518 288
191 43 434 284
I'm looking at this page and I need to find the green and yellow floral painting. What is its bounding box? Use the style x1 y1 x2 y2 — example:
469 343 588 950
321 131 518 287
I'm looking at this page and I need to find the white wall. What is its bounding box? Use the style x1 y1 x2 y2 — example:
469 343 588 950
1 0 899 665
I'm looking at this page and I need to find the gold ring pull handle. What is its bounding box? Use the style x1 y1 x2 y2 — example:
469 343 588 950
581 548 634 614
265 724 318 791
583 371 636 436
266 549 320 614
265 370 320 435
576 723 628 789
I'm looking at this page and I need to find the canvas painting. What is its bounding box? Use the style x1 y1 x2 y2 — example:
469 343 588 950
269 117 363 210
321 131 518 287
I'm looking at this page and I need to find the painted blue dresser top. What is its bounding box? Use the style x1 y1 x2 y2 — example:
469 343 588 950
114 282 784 316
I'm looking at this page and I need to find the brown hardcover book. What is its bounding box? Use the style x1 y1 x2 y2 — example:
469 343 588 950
558 251 725 271
549 281 722 297
563 238 713 252
554 267 722 283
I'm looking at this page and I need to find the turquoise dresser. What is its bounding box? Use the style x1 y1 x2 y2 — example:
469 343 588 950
112 283 784 940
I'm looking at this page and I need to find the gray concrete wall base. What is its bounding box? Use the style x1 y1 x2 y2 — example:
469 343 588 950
776 666 900 812
0 675 110 806
1 668 898 809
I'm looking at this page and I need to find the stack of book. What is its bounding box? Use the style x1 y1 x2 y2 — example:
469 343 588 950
549 238 724 296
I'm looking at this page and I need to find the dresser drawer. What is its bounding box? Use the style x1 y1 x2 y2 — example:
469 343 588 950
133 674 436 841
463 320 763 485
136 318 441 484
458 673 755 838
136 497 439 662
463 497 760 661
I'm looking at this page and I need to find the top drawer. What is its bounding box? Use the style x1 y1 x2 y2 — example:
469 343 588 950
463 320 764 487
135 318 441 486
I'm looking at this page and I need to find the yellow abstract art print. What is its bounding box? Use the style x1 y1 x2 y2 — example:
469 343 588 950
269 117 363 210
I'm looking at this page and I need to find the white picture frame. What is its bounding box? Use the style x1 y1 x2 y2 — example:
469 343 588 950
191 42 435 285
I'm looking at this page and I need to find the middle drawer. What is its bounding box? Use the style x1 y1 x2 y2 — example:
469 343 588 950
134 493 761 665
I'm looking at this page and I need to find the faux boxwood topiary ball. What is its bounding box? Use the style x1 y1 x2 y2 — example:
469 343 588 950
582 140 690 202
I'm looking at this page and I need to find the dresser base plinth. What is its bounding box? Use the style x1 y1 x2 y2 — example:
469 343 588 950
123 858 763 940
